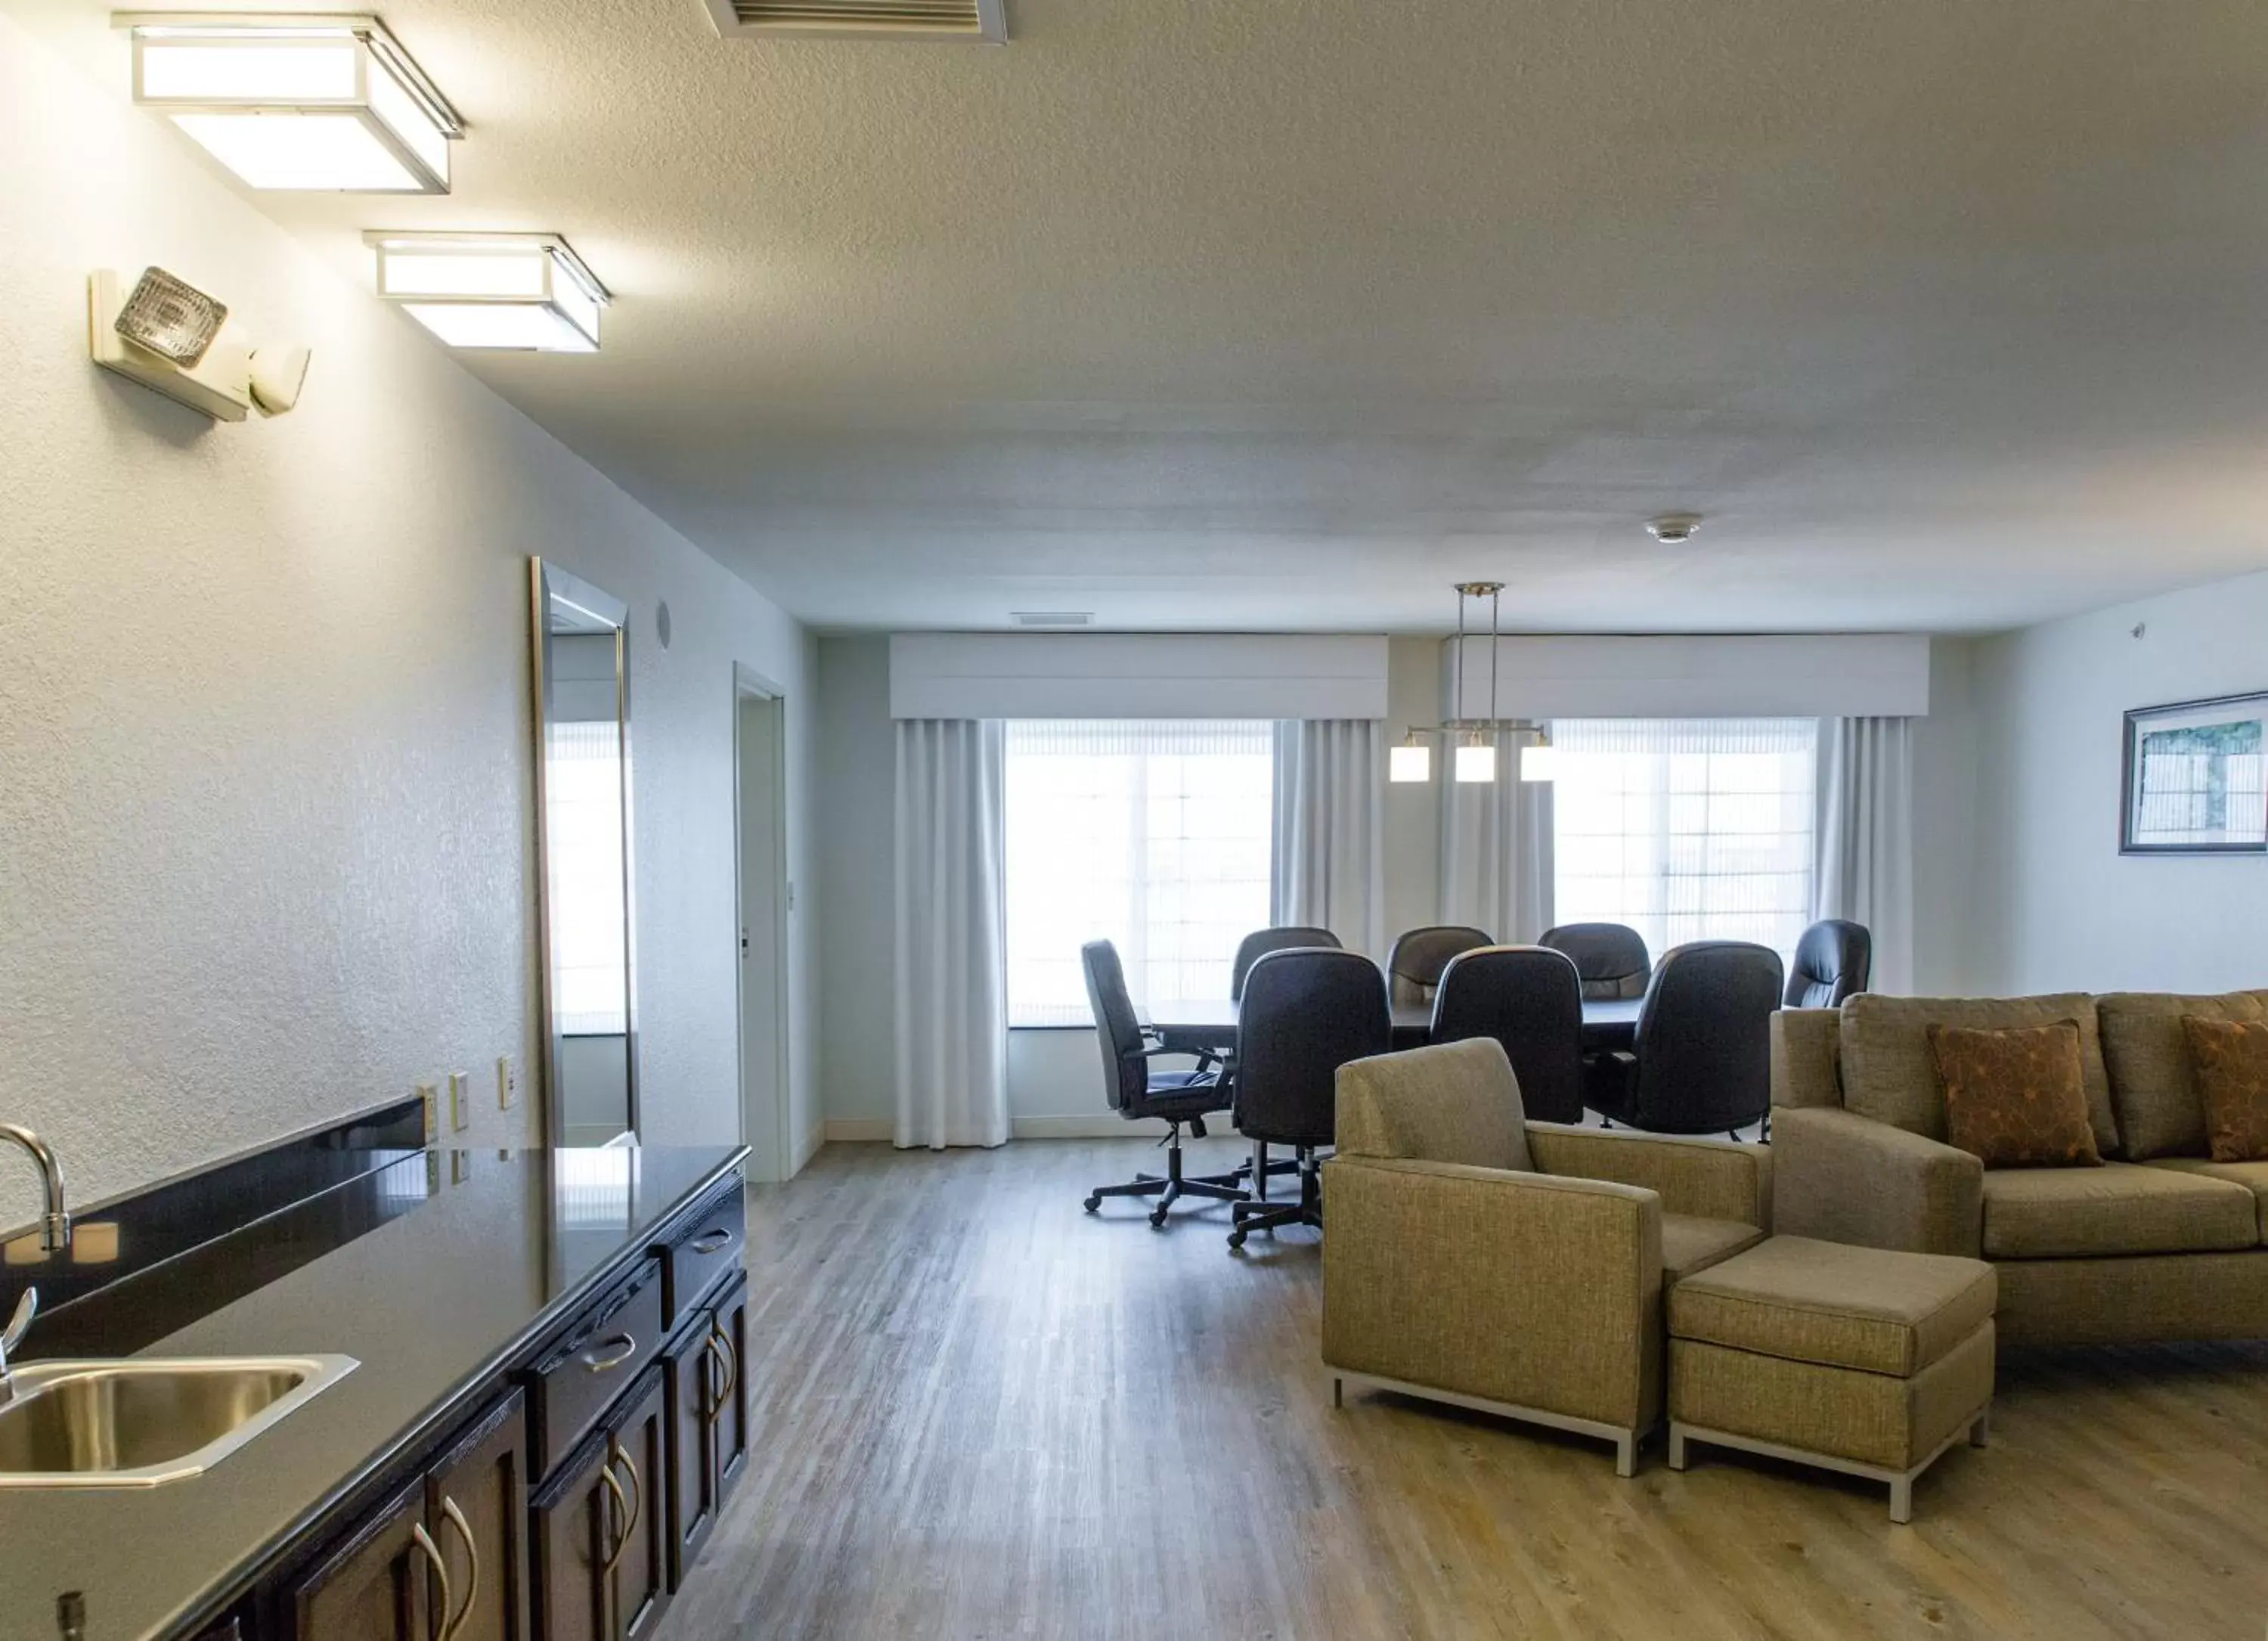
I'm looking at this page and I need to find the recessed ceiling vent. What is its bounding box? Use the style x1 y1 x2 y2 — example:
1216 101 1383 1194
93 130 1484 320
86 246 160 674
705 0 1005 41
1012 611 1091 628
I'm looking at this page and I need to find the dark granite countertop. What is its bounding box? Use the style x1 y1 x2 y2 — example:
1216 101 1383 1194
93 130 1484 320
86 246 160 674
0 1143 746 1641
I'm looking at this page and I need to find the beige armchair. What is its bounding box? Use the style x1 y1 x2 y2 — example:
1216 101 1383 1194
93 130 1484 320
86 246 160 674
1321 1038 1771 1475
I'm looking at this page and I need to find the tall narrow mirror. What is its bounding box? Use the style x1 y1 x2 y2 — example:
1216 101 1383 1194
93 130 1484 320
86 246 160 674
531 560 638 1147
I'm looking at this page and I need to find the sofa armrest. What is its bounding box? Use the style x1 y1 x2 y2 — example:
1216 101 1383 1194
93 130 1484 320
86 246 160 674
1771 1106 1983 1257
1524 1123 1771 1229
1772 1009 1842 1109
1320 1156 1665 1434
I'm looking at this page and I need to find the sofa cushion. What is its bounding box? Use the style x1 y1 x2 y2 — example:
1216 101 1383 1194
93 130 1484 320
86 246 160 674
1978 1163 2257 1259
2183 1016 2268 1162
2142 1159 2268 1242
2099 991 2266 1160
1335 1038 1532 1171
1661 1214 1767 1288
1842 994 2117 1157
1667 1234 1997 1378
1929 1019 2102 1169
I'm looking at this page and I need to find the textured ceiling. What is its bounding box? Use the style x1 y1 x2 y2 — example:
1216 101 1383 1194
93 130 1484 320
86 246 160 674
39 0 2268 631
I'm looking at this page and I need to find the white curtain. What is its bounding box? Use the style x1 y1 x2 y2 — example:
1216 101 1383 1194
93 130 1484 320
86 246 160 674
1814 716 1916 995
893 719 1010 1149
1270 719 1387 957
1438 727 1555 944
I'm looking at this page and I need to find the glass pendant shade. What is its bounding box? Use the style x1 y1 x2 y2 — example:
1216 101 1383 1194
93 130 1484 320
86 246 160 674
1520 741 1558 783
1454 741 1497 784
1389 743 1431 783
124 17 460 194
369 235 610 352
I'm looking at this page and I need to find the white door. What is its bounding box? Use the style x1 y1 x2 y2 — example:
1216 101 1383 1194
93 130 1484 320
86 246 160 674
736 687 790 1180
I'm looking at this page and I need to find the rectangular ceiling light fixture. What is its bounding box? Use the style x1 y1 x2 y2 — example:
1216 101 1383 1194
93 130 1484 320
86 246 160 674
117 13 461 193
366 233 610 352
707 0 1005 42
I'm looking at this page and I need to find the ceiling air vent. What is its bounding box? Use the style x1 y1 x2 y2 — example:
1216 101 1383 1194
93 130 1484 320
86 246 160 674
705 0 1005 41
1012 611 1091 628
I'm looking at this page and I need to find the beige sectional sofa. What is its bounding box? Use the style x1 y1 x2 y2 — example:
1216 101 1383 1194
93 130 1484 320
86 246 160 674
1772 990 2268 1348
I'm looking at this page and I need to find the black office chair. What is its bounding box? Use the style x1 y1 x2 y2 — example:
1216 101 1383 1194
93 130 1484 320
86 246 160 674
1383 925 1491 1008
1228 948 1391 1250
1540 923 1653 1000
1231 926 1342 1000
1785 919 1873 1008
1430 945 1587 1125
1586 941 1784 1137
1080 940 1245 1227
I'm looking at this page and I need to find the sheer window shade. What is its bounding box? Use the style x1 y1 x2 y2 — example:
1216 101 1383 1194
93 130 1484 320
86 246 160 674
1004 720 1274 1026
1551 718 1818 969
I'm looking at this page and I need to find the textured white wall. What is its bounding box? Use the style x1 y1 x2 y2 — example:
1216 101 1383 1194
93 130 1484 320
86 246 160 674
1965 568 2268 995
0 17 816 1206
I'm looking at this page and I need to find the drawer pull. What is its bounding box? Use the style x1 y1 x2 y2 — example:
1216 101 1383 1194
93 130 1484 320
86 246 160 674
602 1435 643 1581
599 1458 631 1579
689 1227 736 1256
581 1333 638 1373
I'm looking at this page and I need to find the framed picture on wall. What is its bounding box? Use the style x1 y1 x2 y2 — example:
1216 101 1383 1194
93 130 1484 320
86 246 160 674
2121 692 2268 854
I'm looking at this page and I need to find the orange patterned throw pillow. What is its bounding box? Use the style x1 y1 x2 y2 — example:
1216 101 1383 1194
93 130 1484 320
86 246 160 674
2180 1016 2268 1163
1929 1019 2104 1169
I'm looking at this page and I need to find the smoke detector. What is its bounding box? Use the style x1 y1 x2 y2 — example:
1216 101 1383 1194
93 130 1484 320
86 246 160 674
1646 513 1704 545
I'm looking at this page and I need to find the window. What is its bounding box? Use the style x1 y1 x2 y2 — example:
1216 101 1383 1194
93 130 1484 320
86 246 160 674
1004 721 1275 1026
1551 718 1817 968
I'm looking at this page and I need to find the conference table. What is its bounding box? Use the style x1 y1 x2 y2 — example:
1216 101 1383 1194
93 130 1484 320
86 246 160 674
1145 994 1642 1058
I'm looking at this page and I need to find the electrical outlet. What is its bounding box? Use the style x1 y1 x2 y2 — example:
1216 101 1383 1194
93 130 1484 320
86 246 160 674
497 1056 517 1110
448 1072 469 1134
417 1082 438 1144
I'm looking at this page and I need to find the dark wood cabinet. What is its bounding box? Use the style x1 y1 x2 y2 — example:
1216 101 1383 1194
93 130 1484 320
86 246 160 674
664 1272 751 1593
533 1366 671 1641
426 1388 533 1641
283 1479 433 1641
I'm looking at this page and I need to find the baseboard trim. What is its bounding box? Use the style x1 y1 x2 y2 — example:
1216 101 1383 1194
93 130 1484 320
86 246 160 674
1011 1114 1173 1140
823 1119 894 1143
793 1118 826 1174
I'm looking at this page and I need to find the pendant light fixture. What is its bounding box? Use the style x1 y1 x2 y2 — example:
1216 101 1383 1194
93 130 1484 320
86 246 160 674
1388 582 1556 785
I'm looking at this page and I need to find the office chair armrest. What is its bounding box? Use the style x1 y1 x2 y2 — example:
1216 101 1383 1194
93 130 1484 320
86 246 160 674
1771 1106 1982 1257
1320 1156 1665 1433
1525 1124 1771 1228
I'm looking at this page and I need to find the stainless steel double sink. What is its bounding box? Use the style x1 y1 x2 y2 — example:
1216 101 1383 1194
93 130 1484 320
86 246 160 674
0 1356 357 1488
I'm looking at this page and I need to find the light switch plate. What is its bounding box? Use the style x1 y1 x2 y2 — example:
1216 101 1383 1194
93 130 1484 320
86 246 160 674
417 1082 438 1143
497 1055 517 1110
448 1072 469 1134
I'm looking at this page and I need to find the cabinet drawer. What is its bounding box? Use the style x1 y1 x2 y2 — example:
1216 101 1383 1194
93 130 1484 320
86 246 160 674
659 1184 745 1329
531 1259 665 1478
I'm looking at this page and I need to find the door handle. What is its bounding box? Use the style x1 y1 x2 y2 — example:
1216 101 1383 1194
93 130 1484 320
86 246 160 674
598 1460 630 1581
603 1435 643 1578
705 1325 738 1429
411 1522 453 1641
438 1496 479 1641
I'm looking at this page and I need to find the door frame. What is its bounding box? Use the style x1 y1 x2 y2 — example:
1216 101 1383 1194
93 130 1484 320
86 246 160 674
733 664 793 1182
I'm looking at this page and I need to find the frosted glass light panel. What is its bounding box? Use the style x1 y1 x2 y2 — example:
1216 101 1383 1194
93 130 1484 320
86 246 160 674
369 234 610 352
1455 740 1497 783
1520 740 1557 783
1389 742 1432 783
122 16 461 194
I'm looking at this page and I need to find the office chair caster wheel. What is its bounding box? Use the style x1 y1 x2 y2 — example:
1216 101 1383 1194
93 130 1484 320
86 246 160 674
1083 1196 1100 1213
1148 1205 1169 1229
1228 1230 1247 1251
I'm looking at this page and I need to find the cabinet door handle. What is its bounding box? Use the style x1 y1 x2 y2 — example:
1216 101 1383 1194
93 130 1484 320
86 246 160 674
606 1435 643 1571
705 1325 739 1428
689 1227 736 1255
411 1522 453 1641
581 1333 638 1373
598 1459 631 1581
438 1497 479 1641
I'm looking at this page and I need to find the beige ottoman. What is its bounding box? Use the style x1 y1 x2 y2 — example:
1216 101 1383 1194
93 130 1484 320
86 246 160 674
1667 1235 1996 1522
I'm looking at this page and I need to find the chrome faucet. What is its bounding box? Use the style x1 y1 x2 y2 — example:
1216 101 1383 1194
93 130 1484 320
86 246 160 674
0 1124 71 1400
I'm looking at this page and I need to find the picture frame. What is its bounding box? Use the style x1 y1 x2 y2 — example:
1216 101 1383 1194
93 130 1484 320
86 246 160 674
2120 691 2268 855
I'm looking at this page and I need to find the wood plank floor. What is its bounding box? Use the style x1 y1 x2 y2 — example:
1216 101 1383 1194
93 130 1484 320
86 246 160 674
658 1139 2268 1640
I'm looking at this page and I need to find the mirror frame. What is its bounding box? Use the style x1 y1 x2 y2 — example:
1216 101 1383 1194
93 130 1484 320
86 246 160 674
528 557 640 1147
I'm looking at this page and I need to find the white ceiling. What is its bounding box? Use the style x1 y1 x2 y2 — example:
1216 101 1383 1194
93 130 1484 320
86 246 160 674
57 0 2268 631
